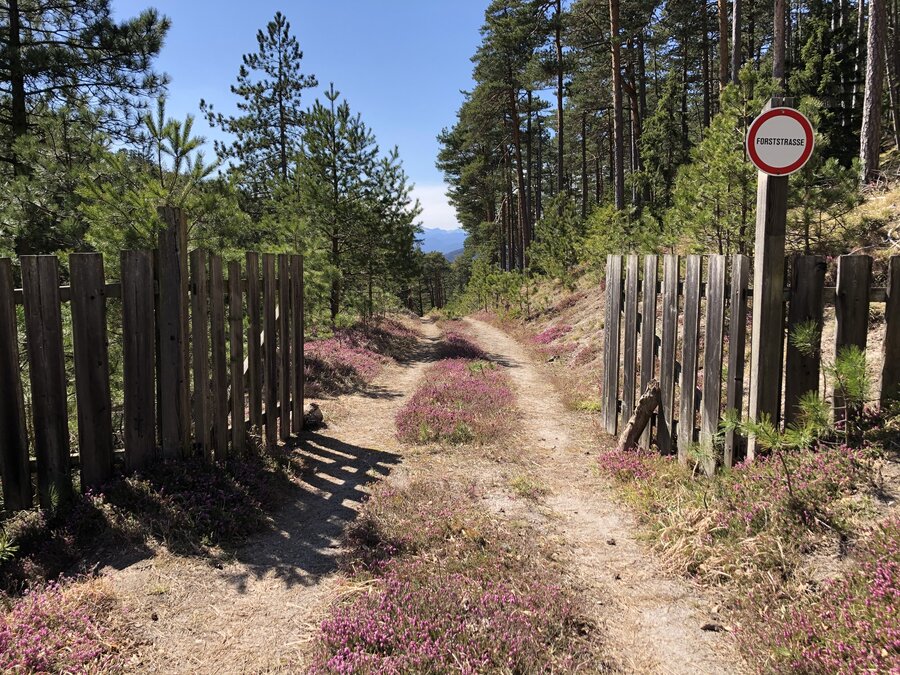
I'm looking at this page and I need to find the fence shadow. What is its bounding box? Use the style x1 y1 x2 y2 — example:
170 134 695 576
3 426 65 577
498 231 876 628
221 431 401 592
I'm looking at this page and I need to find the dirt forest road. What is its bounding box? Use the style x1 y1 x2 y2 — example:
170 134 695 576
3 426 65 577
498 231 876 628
108 317 746 674
461 317 747 674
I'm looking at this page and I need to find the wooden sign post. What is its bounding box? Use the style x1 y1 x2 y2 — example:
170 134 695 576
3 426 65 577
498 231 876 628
746 98 814 459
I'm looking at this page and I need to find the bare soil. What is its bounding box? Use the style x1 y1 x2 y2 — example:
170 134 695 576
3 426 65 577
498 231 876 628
104 317 748 673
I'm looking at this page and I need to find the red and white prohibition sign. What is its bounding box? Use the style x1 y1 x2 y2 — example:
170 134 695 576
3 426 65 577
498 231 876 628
746 107 815 176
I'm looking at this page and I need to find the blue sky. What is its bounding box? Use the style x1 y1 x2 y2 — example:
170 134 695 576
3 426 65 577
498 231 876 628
112 1 488 230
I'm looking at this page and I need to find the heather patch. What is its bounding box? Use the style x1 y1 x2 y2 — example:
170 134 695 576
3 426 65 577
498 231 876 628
531 323 573 345
433 319 489 359
395 359 514 444
740 517 900 674
309 480 602 673
305 317 419 396
0 580 131 673
437 331 488 359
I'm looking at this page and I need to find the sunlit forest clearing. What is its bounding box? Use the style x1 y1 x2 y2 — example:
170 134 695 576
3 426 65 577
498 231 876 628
1 0 899 673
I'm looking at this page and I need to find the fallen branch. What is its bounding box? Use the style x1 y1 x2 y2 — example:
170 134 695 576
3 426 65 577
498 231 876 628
616 379 661 452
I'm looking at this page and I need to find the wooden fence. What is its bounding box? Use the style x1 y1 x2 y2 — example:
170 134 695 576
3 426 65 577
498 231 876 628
0 207 305 514
601 253 900 474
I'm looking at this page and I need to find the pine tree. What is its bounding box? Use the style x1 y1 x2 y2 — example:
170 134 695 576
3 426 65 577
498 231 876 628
0 0 169 171
201 11 317 214
295 85 378 321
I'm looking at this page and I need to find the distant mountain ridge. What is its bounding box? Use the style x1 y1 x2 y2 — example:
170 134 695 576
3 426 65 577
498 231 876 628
419 228 466 257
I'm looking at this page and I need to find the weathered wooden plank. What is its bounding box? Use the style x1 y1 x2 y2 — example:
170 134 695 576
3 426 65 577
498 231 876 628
747 140 789 460
622 255 639 421
121 251 156 471
882 256 900 405
724 255 750 468
229 260 246 454
291 255 304 434
190 249 211 461
658 255 679 455
700 255 726 475
678 255 702 463
0 259 32 512
245 252 262 431
639 255 658 450
156 206 190 458
602 256 623 435
21 256 72 508
278 254 291 441
834 255 872 421
209 254 229 461
784 256 826 425
263 254 278 448
69 253 114 491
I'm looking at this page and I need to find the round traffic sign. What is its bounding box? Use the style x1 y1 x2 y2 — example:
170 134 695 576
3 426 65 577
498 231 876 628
746 107 815 176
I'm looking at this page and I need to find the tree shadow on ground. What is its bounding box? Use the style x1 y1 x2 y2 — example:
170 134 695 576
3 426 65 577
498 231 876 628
221 431 401 592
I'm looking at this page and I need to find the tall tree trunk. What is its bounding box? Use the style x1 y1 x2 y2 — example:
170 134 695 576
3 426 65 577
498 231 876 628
607 114 615 188
555 0 566 206
500 195 508 272
581 112 588 219
508 90 529 268
637 31 648 125
854 0 867 112
886 6 900 148
748 0 756 65
8 0 28 175
609 0 626 210
719 0 730 89
536 116 544 221
681 52 690 153
526 90 534 230
773 0 786 87
703 11 712 126
860 0 886 182
330 236 340 322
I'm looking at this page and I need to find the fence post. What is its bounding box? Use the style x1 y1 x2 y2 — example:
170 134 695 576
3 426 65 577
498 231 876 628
69 253 114 490
229 260 246 454
882 256 900 405
157 206 190 458
724 255 750 467
639 255 658 450
263 254 278 448
622 255 639 421
190 249 211 461
21 255 72 508
209 254 228 461
658 254 680 455
700 255 726 475
678 255 702 462
602 255 623 435
291 255 304 434
246 252 262 431
0 259 32 512
278 254 291 440
122 251 157 471
747 99 790 461
784 255 826 425
834 255 872 421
